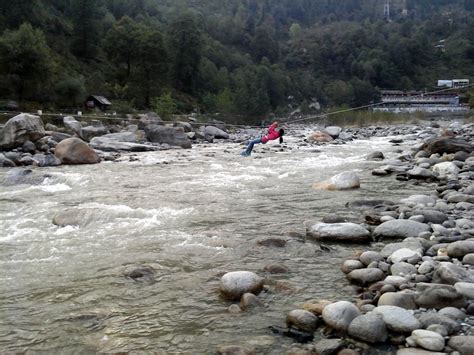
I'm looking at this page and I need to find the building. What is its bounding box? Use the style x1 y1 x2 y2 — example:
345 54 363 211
84 95 112 111
373 90 469 114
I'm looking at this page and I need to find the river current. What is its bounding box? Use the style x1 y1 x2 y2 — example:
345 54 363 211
0 128 430 353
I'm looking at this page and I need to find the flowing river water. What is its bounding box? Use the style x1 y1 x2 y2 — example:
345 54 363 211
0 128 432 353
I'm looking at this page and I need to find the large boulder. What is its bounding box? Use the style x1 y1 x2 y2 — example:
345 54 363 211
145 125 192 149
323 126 342 138
54 137 100 164
448 335 474 354
432 262 474 285
447 240 474 259
307 222 371 243
420 136 473 155
219 271 264 301
63 116 82 135
0 153 15 167
80 125 109 142
432 162 460 178
313 171 360 190
322 301 360 332
415 284 466 310
407 329 445 352
0 113 45 149
203 126 229 141
348 312 388 343
373 220 430 239
286 309 320 332
347 268 385 285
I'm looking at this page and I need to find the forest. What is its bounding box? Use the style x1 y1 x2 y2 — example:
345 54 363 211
0 0 473 118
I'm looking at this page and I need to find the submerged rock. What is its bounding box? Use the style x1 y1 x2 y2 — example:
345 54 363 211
220 271 264 301
313 171 360 190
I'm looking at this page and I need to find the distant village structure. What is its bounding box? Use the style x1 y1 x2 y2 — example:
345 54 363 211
84 95 112 112
373 79 470 114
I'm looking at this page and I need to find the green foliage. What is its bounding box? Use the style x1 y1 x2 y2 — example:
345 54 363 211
0 23 54 102
151 92 177 119
54 75 86 108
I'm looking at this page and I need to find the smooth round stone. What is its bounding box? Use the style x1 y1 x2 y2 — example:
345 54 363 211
348 312 388 343
454 282 474 299
462 253 474 265
314 338 344 355
286 309 320 332
240 293 264 310
426 324 448 337
302 300 331 315
418 260 436 274
391 262 417 276
341 259 364 274
362 251 386 266
409 215 425 223
378 292 417 309
396 348 445 355
322 301 360 332
373 305 421 333
220 271 264 300
409 329 445 351
217 345 255 355
417 312 461 335
448 335 474 354
360 304 376 313
384 276 408 288
228 304 242 314
438 307 466 320
448 240 474 259
390 248 422 264
263 263 289 274
347 268 385 285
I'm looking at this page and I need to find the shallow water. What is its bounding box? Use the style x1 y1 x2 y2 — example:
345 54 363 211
0 131 431 353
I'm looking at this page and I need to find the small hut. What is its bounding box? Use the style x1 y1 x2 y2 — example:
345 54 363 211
85 95 112 111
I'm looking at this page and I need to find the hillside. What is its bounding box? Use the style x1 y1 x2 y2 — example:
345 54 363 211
0 0 472 117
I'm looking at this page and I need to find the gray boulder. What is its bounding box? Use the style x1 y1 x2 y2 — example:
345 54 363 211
374 220 431 239
90 137 159 152
286 309 320 332
54 137 100 165
454 282 474 299
307 222 371 243
415 284 466 310
0 153 15 167
407 167 434 179
314 339 344 355
432 262 474 285
203 126 229 141
145 125 192 149
381 240 424 258
400 194 436 207
373 305 421 333
417 312 461 335
366 151 384 160
0 113 45 149
448 335 474 355
219 271 264 301
348 312 388 343
411 209 448 224
32 153 61 167
323 126 342 138
313 171 360 190
447 240 474 259
408 329 445 352
322 301 360 332
347 268 385 285
63 116 82 135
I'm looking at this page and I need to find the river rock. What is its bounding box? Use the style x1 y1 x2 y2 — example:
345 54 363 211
307 131 333 143
374 220 431 240
217 345 255 355
432 162 460 178
347 268 385 285
400 195 436 207
462 253 474 265
347 312 388 343
286 309 320 332
418 260 436 274
307 222 370 243
417 312 461 335
447 335 474 354
32 153 61 167
454 282 474 299
408 329 445 351
359 251 384 266
313 171 360 191
366 151 384 160
80 125 109 141
389 248 422 264
407 167 434 179
378 292 417 309
373 305 421 333
54 137 99 164
396 349 445 355
411 210 448 224
420 136 473 155
323 126 342 138
90 136 159 152
381 240 424 258
322 301 360 332
438 307 466 320
240 293 264 310
0 153 15 167
203 126 229 141
302 300 331 315
220 271 264 301
63 116 82 135
432 262 474 285
341 259 364 274
0 113 45 149
145 125 192 149
391 262 417 276
415 284 466 310
447 240 474 259
314 339 344 355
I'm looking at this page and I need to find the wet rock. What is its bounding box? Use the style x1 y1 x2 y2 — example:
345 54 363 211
432 263 474 285
54 137 99 164
454 282 474 299
447 335 474 354
418 260 436 274
302 300 331 315
0 153 15 167
257 238 287 248
373 305 421 333
420 136 473 156
124 266 155 283
417 312 461 335
307 223 370 243
415 284 466 310
217 345 255 355
323 126 342 138
378 292 417 309
347 268 385 285
322 301 360 332
240 293 264 310
263 264 289 274
313 338 344 355
366 151 384 160
433 162 460 179
374 220 431 240
0 113 45 149
32 153 61 167
286 309 320 332
407 329 445 352
341 260 364 274
447 240 474 259
220 271 264 301
307 131 333 143
359 251 384 266
204 126 229 140
313 171 360 191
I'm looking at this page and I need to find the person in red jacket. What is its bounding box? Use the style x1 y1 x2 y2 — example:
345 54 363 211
240 122 284 156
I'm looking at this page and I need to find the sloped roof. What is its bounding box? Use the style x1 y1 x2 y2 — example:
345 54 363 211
90 95 112 105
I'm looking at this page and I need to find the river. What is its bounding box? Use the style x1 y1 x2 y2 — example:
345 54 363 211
0 128 431 353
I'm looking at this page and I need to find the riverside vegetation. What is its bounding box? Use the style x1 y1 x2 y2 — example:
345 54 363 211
0 111 473 354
